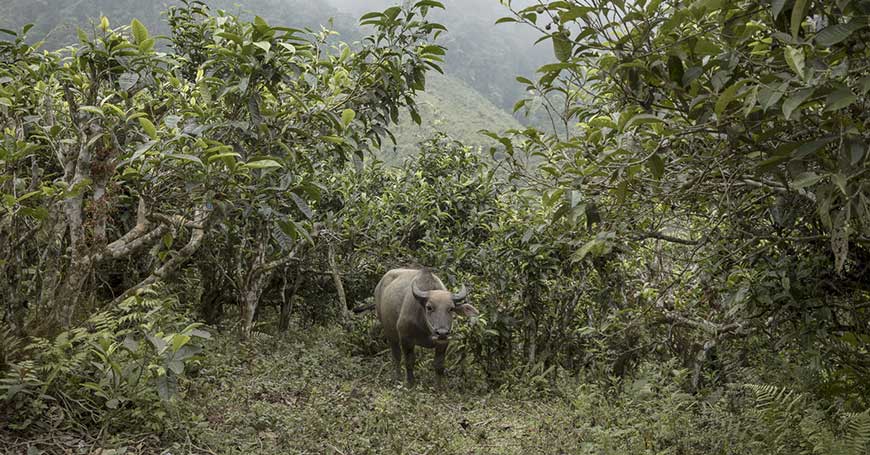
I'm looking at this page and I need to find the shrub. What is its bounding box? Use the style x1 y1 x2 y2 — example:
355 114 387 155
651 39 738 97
0 287 210 433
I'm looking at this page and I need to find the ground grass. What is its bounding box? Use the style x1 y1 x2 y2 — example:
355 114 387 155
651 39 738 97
183 324 588 454
1 319 776 454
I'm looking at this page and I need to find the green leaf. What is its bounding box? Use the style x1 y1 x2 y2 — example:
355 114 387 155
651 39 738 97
118 72 139 91
782 88 815 120
207 152 241 163
156 374 177 401
138 117 157 139
253 41 271 53
771 0 786 18
667 55 684 85
758 81 788 111
139 38 155 53
167 360 184 375
815 20 866 47
793 137 835 159
321 136 345 145
824 88 857 112
784 46 805 79
341 108 356 127
130 18 148 44
552 31 572 62
715 80 748 117
79 105 105 117
167 154 204 166
742 85 759 117
290 192 313 219
217 32 243 45
792 171 821 189
243 159 283 169
832 173 848 195
622 114 665 131
646 153 665 179
171 334 191 352
790 0 808 39
859 76 870 95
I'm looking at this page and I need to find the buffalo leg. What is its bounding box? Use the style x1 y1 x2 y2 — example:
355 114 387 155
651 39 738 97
402 341 416 386
389 340 402 381
434 343 447 387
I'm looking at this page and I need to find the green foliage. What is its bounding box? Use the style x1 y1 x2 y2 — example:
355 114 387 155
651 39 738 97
747 383 870 454
1 287 209 433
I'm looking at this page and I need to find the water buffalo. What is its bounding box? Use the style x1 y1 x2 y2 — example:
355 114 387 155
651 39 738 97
373 268 478 386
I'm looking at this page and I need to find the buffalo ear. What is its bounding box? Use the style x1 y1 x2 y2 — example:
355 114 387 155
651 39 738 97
455 303 479 318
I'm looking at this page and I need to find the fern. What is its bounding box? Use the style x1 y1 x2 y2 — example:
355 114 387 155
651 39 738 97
747 383 870 455
844 412 870 454
0 323 27 371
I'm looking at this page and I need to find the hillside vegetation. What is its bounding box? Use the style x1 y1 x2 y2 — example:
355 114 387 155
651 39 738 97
2 0 870 454
382 72 523 163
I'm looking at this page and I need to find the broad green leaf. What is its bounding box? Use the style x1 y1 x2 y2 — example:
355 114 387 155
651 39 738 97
667 55 684 85
118 72 139 91
217 32 243 45
742 85 758 117
171 334 191 352
815 20 866 47
832 173 848 195
792 171 821 189
646 153 665 179
290 192 313 219
552 31 572 62
784 46 805 79
79 105 105 117
790 0 808 39
771 0 786 18
244 159 282 169
793 137 835 159
824 88 857 112
207 152 241 163
715 80 748 117
168 154 204 166
341 108 356 127
758 81 788 111
131 140 156 161
167 360 184 375
321 136 345 144
138 117 157 139
139 38 155 53
782 88 814 120
130 18 148 44
858 75 870 95
623 114 665 132
156 374 177 401
253 41 271 53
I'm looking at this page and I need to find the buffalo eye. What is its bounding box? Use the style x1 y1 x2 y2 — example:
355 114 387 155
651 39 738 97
426 303 433 312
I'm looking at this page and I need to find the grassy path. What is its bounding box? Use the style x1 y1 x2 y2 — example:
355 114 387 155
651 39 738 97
186 326 585 454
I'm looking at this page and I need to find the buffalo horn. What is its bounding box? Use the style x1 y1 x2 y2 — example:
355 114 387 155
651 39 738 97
452 285 468 302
